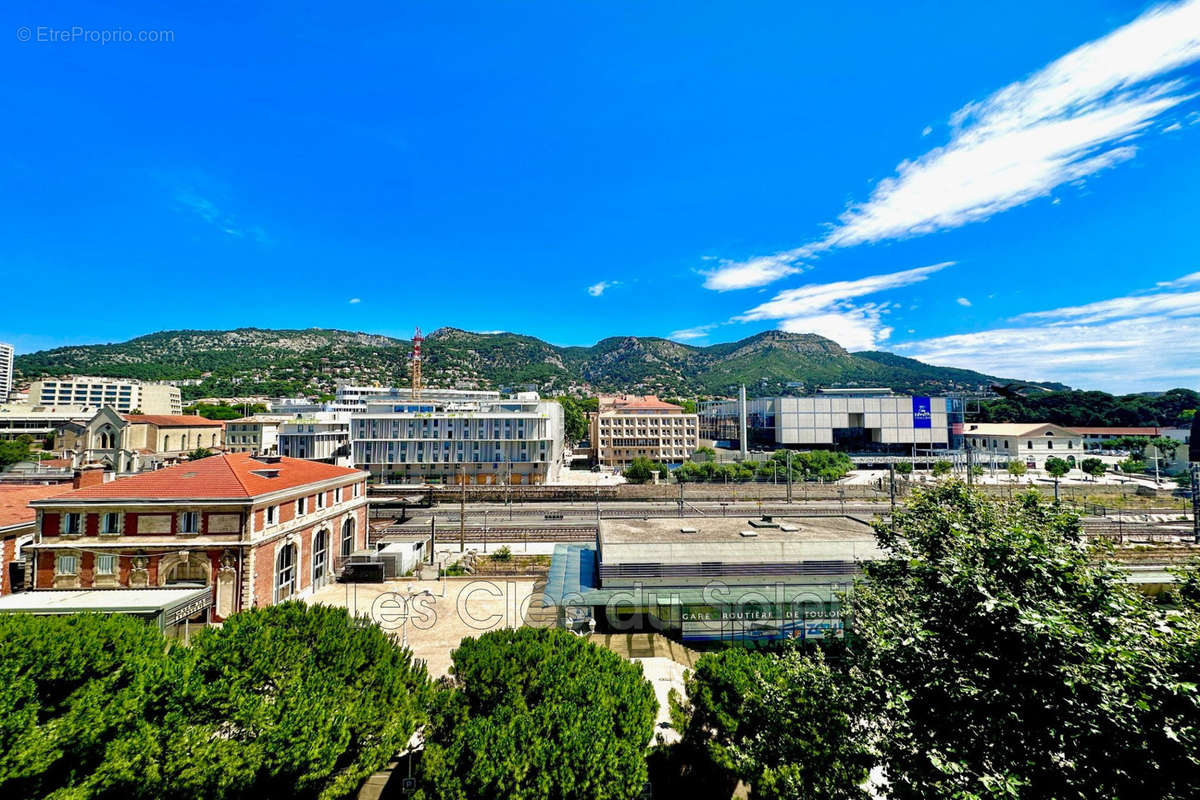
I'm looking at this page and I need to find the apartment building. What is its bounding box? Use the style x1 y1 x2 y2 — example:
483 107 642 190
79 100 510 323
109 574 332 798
223 416 292 454
0 342 13 404
30 378 182 415
351 392 564 484
330 385 499 414
0 403 96 442
26 454 368 620
591 395 698 468
961 423 1083 470
278 413 351 463
700 389 964 453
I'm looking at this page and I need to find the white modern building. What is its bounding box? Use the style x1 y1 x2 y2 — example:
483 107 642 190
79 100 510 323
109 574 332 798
0 343 13 404
223 416 293 454
29 378 182 415
329 385 502 414
961 423 1083 470
351 392 564 484
0 403 97 442
700 388 964 453
278 413 352 464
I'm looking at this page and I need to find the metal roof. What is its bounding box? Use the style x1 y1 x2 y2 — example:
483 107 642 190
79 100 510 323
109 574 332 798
0 587 211 616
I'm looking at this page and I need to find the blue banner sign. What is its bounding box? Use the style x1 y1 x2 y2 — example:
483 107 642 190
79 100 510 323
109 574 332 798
912 396 932 429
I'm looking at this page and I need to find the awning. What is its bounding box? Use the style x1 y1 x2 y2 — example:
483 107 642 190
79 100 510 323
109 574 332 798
0 587 212 626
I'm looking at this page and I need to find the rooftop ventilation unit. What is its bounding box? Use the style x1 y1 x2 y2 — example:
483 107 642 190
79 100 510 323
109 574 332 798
749 518 780 528
253 454 283 464
739 530 758 537
250 469 280 479
680 527 698 534
780 524 800 532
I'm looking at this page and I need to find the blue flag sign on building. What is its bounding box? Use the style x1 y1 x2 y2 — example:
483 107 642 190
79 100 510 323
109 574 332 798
912 397 933 429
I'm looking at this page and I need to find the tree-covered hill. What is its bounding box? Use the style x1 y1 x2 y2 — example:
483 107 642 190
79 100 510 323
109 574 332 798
978 387 1198 428
14 326 1063 400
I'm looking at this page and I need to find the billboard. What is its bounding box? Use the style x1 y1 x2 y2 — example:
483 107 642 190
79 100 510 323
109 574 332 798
912 396 933 429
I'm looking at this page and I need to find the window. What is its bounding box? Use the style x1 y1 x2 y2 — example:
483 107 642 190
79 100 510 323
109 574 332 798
266 504 277 525
165 557 206 585
63 513 81 535
95 554 117 575
275 544 297 602
353 482 361 498
334 486 343 504
1027 441 1033 450
180 511 200 534
1047 441 1054 450
101 512 120 534
341 518 355 558
296 496 306 516
313 529 328 581
56 553 79 575
316 491 326 510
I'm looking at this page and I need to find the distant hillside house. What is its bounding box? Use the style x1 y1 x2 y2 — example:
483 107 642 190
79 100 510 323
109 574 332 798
56 408 225 473
27 454 368 621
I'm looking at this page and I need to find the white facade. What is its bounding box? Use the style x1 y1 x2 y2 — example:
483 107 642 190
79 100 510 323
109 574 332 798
0 403 96 441
278 413 351 463
700 390 963 452
330 385 502 414
351 392 564 484
591 396 699 467
30 378 182 415
223 417 290 454
961 423 1083 469
0 343 13 404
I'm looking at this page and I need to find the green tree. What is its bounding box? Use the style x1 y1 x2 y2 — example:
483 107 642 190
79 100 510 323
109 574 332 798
851 482 1200 798
931 459 952 477
1006 460 1027 479
623 457 666 484
186 448 215 461
667 647 871 800
894 462 913 476
164 602 430 800
1080 457 1106 480
1044 455 1071 479
1120 457 1147 474
416 628 656 800
556 397 588 443
0 439 32 467
0 613 170 800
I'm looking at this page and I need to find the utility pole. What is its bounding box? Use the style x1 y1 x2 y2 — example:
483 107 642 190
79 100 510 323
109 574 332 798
459 469 465 553
429 516 436 564
678 479 684 518
786 449 793 504
965 444 973 487
889 460 896 512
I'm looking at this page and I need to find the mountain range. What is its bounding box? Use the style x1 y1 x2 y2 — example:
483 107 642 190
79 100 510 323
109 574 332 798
13 327 1067 400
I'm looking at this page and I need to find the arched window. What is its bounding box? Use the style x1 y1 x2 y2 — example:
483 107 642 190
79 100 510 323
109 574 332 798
211 432 218 446
163 434 171 451
164 557 207 585
180 433 189 450
341 518 355 558
313 529 329 584
275 544 297 602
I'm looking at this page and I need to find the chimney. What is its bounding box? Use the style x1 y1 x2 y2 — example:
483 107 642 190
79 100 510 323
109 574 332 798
73 465 105 490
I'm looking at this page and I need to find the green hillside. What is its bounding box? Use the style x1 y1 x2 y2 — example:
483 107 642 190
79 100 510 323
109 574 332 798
14 326 1063 400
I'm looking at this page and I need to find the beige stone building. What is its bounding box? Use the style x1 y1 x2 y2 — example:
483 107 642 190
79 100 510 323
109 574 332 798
591 395 698 469
57 408 225 473
223 416 291 454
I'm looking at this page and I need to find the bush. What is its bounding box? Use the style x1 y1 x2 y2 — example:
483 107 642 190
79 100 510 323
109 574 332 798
623 457 668 484
931 459 952 477
1007 460 1028 478
490 546 512 562
1120 458 1148 474
894 462 913 476
417 628 657 800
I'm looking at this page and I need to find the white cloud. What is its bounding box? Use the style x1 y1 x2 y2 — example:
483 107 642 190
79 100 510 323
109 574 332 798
669 324 718 341
735 262 953 351
1156 270 1200 288
703 0 1200 290
737 263 952 322
922 125 934 137
956 296 972 307
348 297 361 304
900 270 1200 392
701 251 807 291
587 280 619 297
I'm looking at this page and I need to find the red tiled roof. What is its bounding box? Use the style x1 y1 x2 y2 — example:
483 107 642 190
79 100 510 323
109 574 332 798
120 414 225 427
0 485 72 531
32 453 364 503
599 394 685 412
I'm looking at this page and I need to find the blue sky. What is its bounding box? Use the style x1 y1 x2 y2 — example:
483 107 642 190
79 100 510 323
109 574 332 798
3 1 1200 392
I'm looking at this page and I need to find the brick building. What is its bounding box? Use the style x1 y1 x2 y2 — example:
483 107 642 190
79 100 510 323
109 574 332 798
0 484 71 595
27 453 368 621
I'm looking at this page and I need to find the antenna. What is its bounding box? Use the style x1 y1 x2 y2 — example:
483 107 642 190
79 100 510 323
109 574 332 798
411 327 424 400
